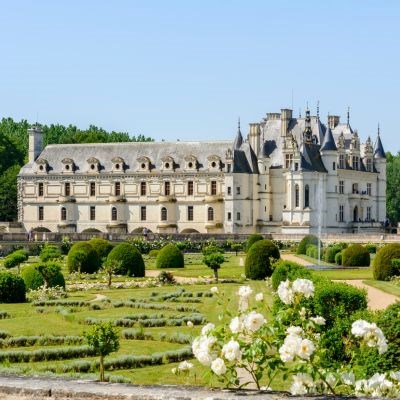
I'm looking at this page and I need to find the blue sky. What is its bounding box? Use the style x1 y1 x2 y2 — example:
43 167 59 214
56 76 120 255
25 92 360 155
0 0 399 152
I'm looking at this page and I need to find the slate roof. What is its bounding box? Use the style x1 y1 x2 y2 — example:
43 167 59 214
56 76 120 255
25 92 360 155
300 143 327 172
320 126 337 151
19 140 258 175
374 135 386 159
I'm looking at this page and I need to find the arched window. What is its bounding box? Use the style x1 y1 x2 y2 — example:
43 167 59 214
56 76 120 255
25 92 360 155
304 185 310 208
111 207 117 221
61 207 67 221
295 184 299 208
161 207 167 221
208 207 214 221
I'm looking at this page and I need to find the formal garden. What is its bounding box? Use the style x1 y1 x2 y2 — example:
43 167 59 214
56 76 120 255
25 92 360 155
0 234 400 397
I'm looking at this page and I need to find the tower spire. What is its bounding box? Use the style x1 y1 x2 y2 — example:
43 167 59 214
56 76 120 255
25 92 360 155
238 117 241 133
378 122 380 136
347 106 350 127
317 100 320 120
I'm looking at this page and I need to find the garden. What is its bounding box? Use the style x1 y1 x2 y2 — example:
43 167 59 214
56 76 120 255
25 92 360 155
0 234 399 397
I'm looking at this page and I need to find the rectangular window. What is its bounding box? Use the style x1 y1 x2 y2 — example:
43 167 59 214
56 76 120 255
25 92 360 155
236 212 241 221
90 206 96 221
111 207 117 221
65 182 70 196
339 180 344 194
352 156 359 170
227 186 231 195
333 161 336 170
38 206 44 221
366 159 372 172
38 182 44 197
90 182 96 196
227 212 232 221
140 206 146 221
367 183 372 196
366 206 371 221
339 205 344 222
140 181 146 196
164 181 170 196
285 153 293 169
227 164 231 173
211 180 217 195
339 154 345 169
115 182 121 196
187 181 194 196
236 187 241 195
352 183 358 194
61 207 67 221
187 206 194 221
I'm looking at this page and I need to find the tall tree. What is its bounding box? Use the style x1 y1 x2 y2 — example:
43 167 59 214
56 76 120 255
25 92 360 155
386 151 400 224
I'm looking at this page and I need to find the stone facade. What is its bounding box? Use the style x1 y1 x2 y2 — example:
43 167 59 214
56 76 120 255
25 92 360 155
18 108 386 234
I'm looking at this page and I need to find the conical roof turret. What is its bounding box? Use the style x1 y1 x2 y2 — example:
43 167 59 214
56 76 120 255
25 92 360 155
320 126 337 151
233 118 243 149
374 125 386 159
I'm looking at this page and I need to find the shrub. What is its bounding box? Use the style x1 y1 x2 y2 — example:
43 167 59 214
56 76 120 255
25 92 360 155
39 244 62 262
373 243 400 281
0 272 26 303
271 260 313 291
3 249 29 270
341 244 370 267
67 242 101 274
60 236 73 255
107 242 145 277
324 244 344 263
156 244 184 269
157 271 176 285
88 238 113 259
391 259 400 277
148 249 159 258
306 244 319 259
245 239 280 280
245 234 264 252
203 252 225 282
335 251 343 265
364 243 378 254
313 281 367 328
21 263 65 291
297 234 319 255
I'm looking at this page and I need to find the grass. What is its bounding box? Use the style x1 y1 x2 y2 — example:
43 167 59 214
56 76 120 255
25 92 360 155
363 279 400 297
314 267 373 280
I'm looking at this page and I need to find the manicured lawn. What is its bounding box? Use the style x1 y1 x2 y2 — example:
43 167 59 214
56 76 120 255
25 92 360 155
363 279 400 297
314 267 373 280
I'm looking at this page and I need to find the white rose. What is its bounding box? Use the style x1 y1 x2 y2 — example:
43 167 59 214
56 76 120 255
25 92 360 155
210 286 219 294
196 349 213 366
201 323 215 336
279 334 302 363
390 371 400 381
237 285 253 298
310 316 326 325
243 311 265 332
290 381 307 395
351 320 370 336
292 278 314 298
297 339 315 360
255 292 264 302
277 280 294 305
229 316 243 334
211 357 227 375
341 372 355 385
286 326 303 337
178 360 193 371
221 339 242 362
187 321 194 327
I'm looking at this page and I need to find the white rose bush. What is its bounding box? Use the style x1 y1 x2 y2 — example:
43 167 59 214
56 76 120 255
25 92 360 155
179 279 400 397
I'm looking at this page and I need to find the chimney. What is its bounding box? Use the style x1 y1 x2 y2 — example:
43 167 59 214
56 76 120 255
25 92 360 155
328 115 340 129
280 109 292 137
249 123 261 155
28 125 43 163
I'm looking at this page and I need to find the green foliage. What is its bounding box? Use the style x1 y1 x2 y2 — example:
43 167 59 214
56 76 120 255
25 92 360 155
245 234 264 252
21 263 65 291
60 237 73 255
386 151 400 224
3 249 29 270
156 244 184 269
313 280 368 328
101 258 122 287
341 244 371 267
39 244 62 262
148 249 159 258
202 242 224 256
0 165 21 221
230 242 243 255
203 252 225 281
88 238 113 259
157 271 176 285
0 271 26 303
128 237 152 254
324 244 346 263
67 242 101 274
364 243 378 254
305 244 319 259
297 234 320 255
245 239 280 280
106 242 145 277
335 251 343 265
373 243 400 280
271 260 312 291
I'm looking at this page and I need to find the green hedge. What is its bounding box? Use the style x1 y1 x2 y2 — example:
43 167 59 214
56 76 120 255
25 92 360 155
156 244 184 269
21 264 65 290
373 243 400 281
88 238 113 259
271 260 313 291
107 242 145 277
341 244 370 267
335 251 343 265
245 239 280 280
39 245 62 262
297 234 319 255
67 242 101 274
306 244 319 259
245 234 264 252
3 249 29 269
0 272 26 303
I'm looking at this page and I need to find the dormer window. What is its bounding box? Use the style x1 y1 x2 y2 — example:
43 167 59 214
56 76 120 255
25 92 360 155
87 157 100 173
137 156 151 172
112 157 125 173
184 155 198 171
61 158 74 173
36 158 48 174
207 155 222 171
161 156 175 171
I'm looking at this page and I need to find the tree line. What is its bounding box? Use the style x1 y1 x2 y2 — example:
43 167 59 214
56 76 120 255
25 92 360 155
0 118 153 222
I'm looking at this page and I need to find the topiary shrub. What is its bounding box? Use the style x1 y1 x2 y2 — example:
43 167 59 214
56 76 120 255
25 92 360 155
313 280 367 328
324 244 345 263
373 243 400 281
245 234 264 253
39 244 62 262
88 238 113 260
156 244 184 269
334 251 343 265
107 242 145 277
341 244 370 267
271 260 313 291
364 243 378 254
3 249 29 270
67 242 101 274
297 234 320 255
21 263 65 290
305 244 319 259
148 249 159 259
0 271 26 303
245 239 280 280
